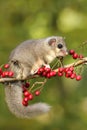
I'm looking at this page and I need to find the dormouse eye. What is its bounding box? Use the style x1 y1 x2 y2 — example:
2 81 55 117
57 44 63 49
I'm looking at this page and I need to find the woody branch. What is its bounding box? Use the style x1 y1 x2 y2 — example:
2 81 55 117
0 57 87 83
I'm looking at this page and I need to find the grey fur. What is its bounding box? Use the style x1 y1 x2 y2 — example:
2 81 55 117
5 36 68 118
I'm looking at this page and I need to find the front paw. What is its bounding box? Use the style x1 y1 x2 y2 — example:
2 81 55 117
30 69 38 75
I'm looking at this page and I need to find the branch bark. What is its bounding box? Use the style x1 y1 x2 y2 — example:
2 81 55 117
0 57 87 83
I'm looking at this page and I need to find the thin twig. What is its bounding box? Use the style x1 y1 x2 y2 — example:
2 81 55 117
32 79 47 92
29 81 44 92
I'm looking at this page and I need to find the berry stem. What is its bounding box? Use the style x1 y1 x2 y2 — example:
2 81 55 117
51 60 59 69
32 79 47 93
29 80 47 92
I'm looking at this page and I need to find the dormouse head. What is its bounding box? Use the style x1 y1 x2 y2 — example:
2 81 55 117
47 36 68 58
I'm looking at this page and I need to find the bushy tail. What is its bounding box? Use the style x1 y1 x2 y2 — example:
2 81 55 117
5 82 50 118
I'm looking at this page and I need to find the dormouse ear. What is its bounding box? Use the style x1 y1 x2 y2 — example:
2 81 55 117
48 38 56 46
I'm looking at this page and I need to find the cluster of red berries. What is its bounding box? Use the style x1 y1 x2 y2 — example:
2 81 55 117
0 64 14 78
58 66 82 81
37 66 82 81
69 49 84 59
22 82 40 106
37 66 56 78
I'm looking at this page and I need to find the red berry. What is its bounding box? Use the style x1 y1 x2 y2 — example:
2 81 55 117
22 100 28 106
8 71 14 77
76 75 82 81
37 68 43 75
66 70 72 77
58 67 64 73
49 71 55 77
69 66 74 72
44 67 51 73
37 71 41 75
28 94 33 100
65 73 70 78
4 71 9 76
64 67 69 73
52 71 56 76
35 90 40 96
58 72 63 77
38 68 44 73
42 71 47 76
24 91 30 97
70 73 76 79
0 68 2 75
43 66 47 71
22 85 27 92
25 82 30 88
4 64 10 69
23 97 29 102
72 53 78 59
69 50 75 55
1 72 6 77
46 73 51 78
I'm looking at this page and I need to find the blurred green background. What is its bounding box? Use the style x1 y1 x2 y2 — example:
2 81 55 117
0 0 87 130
